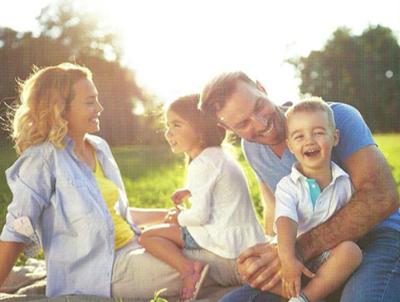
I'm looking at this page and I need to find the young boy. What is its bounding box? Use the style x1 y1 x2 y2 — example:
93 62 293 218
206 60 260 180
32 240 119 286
274 97 362 302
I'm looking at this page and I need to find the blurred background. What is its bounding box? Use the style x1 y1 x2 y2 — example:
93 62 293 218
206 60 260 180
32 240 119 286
0 0 399 224
0 0 399 146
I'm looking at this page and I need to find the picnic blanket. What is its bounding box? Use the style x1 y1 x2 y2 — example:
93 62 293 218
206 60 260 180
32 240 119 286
0 259 238 301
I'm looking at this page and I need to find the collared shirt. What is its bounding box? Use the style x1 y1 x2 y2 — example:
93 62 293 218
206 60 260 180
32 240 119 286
274 162 353 236
177 147 266 259
243 102 400 232
0 135 140 297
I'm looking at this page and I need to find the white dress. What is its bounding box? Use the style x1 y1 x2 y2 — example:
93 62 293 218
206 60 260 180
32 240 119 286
177 147 265 259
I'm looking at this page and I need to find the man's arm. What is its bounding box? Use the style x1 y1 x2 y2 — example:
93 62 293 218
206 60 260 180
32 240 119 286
238 145 399 291
297 145 399 260
0 241 25 287
259 182 276 236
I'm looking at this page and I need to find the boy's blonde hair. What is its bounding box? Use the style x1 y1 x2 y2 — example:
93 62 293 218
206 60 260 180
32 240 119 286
286 97 336 131
11 63 92 154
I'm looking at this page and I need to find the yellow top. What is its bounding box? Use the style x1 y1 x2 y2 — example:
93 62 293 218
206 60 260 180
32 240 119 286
94 156 134 250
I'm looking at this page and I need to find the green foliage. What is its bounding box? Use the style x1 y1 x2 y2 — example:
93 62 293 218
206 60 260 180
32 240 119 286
113 145 186 209
0 141 15 228
290 25 400 132
149 288 169 302
0 0 160 145
1 135 400 231
374 134 400 187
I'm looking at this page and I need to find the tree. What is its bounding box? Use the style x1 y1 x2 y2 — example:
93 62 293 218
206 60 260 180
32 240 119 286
290 25 400 132
37 0 122 61
0 0 160 144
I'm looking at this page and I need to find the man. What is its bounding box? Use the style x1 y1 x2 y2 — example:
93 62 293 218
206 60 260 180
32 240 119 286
199 71 400 302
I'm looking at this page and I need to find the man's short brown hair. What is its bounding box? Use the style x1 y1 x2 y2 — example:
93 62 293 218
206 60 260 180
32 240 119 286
199 71 256 117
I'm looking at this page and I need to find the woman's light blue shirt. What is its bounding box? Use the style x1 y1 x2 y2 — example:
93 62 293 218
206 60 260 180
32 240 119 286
0 135 140 297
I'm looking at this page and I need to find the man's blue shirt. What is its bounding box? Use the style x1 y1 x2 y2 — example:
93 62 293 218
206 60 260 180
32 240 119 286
242 102 400 232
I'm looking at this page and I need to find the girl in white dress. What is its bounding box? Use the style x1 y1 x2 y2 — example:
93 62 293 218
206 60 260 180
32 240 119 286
139 94 265 301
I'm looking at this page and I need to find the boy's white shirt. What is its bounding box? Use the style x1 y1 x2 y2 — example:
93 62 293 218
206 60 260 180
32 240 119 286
274 162 353 237
177 147 266 259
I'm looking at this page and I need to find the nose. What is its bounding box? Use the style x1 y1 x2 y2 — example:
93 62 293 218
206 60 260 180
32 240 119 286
96 101 104 113
304 133 316 144
164 128 173 140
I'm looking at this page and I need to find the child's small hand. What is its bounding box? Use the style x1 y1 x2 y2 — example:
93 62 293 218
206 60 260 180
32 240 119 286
171 189 191 206
164 207 180 224
281 257 315 298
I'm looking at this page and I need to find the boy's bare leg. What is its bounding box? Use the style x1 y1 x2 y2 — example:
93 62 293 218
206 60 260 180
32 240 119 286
302 241 362 302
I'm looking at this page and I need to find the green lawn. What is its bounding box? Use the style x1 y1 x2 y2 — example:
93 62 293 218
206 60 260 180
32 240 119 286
1 134 400 230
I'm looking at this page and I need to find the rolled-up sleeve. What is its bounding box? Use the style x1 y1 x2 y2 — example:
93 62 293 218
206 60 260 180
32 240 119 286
1 150 53 251
177 159 220 226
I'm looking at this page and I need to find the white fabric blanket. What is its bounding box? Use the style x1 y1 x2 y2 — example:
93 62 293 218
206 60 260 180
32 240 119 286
0 259 238 301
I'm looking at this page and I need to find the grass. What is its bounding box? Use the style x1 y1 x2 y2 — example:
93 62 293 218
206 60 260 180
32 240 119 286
374 133 400 188
1 134 400 231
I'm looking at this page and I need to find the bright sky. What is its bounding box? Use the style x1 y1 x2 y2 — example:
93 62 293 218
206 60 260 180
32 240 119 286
1 0 399 105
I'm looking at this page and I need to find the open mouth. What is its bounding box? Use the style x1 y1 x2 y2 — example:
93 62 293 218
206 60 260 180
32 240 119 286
259 118 274 137
303 149 320 158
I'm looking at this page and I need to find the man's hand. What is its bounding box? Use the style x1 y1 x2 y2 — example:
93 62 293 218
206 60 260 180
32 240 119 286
237 243 282 291
297 146 399 261
281 257 314 298
171 189 191 206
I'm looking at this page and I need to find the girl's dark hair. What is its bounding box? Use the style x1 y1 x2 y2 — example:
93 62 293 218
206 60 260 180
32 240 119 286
168 94 226 147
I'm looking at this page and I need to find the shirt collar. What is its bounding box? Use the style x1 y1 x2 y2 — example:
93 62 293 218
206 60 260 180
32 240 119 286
63 134 105 151
290 161 349 183
63 135 75 151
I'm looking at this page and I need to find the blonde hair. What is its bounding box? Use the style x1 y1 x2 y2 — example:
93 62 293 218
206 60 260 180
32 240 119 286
11 63 92 154
286 97 336 131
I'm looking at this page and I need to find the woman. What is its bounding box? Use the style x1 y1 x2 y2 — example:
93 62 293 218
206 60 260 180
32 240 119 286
0 63 240 299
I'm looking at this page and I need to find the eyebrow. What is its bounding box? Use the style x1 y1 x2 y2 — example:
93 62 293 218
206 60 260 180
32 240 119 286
289 126 327 137
289 129 303 138
166 119 183 125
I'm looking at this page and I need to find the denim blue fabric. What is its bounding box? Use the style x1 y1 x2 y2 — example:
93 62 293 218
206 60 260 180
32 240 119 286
341 228 400 302
181 226 201 250
219 228 400 302
0 135 140 297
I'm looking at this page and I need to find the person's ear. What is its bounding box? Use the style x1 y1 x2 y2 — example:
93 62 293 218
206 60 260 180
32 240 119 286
333 129 340 146
256 80 268 95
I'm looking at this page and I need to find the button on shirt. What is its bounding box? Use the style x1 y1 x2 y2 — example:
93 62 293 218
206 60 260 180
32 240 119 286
0 135 140 297
274 162 353 237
